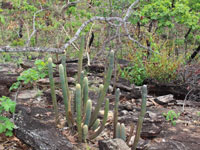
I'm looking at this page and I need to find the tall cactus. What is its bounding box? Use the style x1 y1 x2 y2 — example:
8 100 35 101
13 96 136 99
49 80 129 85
132 85 147 150
83 77 89 114
48 58 59 124
59 64 71 126
113 88 120 138
90 50 114 127
75 84 82 142
78 36 85 84
61 54 72 114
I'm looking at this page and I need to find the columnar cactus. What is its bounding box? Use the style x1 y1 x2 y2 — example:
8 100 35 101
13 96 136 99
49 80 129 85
76 84 82 142
113 88 120 138
82 125 88 143
83 77 88 114
84 99 92 126
120 123 126 141
77 36 84 84
59 64 71 126
48 58 59 124
132 85 147 150
61 55 72 114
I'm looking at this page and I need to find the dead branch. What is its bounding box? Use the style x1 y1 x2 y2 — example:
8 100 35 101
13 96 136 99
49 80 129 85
26 8 43 46
0 46 64 54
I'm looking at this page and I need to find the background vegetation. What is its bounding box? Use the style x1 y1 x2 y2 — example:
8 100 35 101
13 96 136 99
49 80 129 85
0 0 199 84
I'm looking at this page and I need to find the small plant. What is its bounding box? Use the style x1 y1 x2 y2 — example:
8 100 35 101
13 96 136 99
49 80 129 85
118 52 147 86
197 111 200 117
10 59 53 91
0 96 16 136
163 110 180 126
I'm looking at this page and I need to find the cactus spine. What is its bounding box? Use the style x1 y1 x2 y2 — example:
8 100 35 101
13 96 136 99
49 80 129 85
84 99 92 126
89 99 109 140
113 88 120 138
48 58 59 124
76 84 82 142
90 50 114 127
132 85 147 150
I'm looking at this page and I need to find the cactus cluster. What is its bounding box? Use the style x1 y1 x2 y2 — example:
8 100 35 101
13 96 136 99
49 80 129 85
113 85 147 150
48 37 147 148
48 49 114 142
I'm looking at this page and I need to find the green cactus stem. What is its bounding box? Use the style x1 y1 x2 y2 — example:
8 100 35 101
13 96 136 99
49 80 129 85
84 99 92 126
91 119 100 131
127 123 134 146
88 99 109 140
82 125 88 142
113 88 120 138
80 71 84 89
90 50 114 127
48 58 59 124
76 84 82 142
132 85 147 150
59 64 72 126
61 55 71 109
116 122 121 138
120 123 126 141
78 36 85 84
83 77 89 113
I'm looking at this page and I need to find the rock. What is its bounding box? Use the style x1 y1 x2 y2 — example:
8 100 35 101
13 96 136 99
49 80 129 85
0 84 9 97
14 105 76 150
99 138 130 150
17 89 39 100
141 123 162 139
130 86 142 99
154 94 175 105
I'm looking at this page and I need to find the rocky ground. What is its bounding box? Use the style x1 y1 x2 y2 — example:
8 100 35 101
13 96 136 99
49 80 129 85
0 59 199 150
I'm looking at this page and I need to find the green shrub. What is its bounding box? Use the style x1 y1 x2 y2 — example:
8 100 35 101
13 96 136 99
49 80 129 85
0 96 16 136
163 110 180 126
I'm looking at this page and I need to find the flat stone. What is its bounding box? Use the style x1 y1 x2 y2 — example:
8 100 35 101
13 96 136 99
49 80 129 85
154 94 174 105
17 90 38 100
14 104 76 150
99 138 130 150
